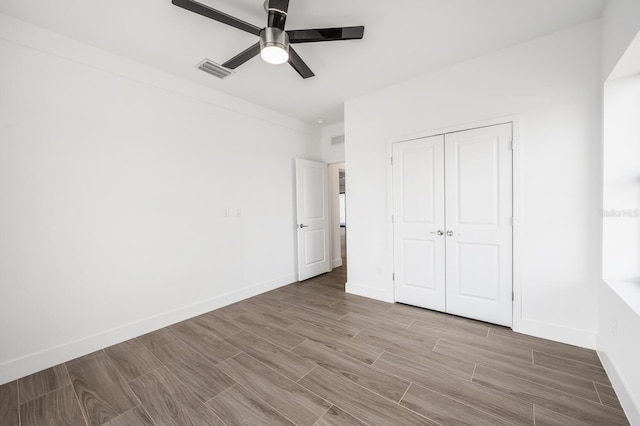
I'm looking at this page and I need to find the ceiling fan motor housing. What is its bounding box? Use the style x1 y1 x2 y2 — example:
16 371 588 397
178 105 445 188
260 27 290 54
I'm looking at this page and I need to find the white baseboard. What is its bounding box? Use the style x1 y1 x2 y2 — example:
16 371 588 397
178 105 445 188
331 258 343 269
346 281 394 303
513 317 597 349
599 350 640 425
0 273 295 385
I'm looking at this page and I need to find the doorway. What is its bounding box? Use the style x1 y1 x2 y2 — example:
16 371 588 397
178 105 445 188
392 123 513 327
329 162 347 274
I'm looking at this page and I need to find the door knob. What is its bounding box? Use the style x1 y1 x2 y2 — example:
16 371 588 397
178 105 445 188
446 230 454 236
430 230 444 236
299 224 309 228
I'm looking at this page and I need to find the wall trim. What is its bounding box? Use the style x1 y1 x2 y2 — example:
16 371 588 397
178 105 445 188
599 350 640 424
346 281 395 303
0 273 295 385
513 318 596 349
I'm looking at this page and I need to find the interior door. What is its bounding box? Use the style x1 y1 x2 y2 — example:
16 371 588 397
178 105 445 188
296 159 331 281
393 136 446 311
444 124 513 327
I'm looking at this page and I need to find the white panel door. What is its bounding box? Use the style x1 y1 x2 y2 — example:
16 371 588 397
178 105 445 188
296 159 331 281
393 136 446 311
444 124 513 326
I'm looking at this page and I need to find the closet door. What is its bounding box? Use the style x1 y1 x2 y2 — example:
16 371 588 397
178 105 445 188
393 136 446 311
444 124 513 327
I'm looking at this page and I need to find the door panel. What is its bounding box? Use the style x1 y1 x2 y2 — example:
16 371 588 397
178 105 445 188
402 240 436 289
444 124 513 326
393 136 446 311
296 159 331 281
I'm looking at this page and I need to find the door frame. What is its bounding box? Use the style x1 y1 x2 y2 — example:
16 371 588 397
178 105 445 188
386 115 523 331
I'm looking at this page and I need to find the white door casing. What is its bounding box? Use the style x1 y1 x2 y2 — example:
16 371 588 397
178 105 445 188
444 124 513 327
392 123 513 327
296 159 331 281
393 135 446 311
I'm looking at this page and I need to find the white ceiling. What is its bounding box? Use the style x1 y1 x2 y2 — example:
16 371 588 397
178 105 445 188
0 0 606 125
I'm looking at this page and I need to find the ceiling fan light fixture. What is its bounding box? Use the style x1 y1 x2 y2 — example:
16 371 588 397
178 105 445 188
260 27 289 64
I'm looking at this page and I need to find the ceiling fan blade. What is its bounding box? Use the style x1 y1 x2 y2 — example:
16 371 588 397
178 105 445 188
266 0 289 30
172 0 261 36
288 26 365 43
221 42 261 69
288 47 315 79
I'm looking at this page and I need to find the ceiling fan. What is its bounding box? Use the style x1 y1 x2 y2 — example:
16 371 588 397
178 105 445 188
172 0 365 78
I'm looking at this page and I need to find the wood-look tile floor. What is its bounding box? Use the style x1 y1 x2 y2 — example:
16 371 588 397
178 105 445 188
0 263 629 425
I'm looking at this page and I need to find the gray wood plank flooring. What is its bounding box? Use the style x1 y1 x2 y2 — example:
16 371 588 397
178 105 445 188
1 260 630 425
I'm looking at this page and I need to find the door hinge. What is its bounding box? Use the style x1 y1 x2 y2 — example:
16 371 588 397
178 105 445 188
392 273 395 281
512 291 515 301
510 140 515 151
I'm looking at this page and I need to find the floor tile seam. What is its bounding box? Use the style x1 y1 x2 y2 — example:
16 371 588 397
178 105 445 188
135 402 159 426
17 382 76 409
343 311 411 329
101 405 155 426
200 398 231 426
296 347 413 399
77 349 145 409
170 327 242 365
314 405 333 425
281 312 362 337
435 336 534 364
120 337 165 377
128 364 216 417
469 357 605 404
153 351 237 405
16 380 22 426
221 328 245 342
63 363 90 426
287 338 310 354
17 367 72 405
248 364 334 425
138 334 176 352
396 397 446 426
471 363 623 412
593 381 604 405
372 343 475 381
65 349 107 366
299 365 436 425
403 376 534 426
311 359 410 404
234 350 326 405
530 358 612 387
532 349 607 372
532 404 536 426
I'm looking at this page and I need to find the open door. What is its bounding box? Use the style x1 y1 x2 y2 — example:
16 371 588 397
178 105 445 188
296 159 331 281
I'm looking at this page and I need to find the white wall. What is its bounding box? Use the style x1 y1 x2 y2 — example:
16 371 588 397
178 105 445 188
321 122 345 164
0 14 320 384
598 1 640 421
599 283 640 424
345 21 602 348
